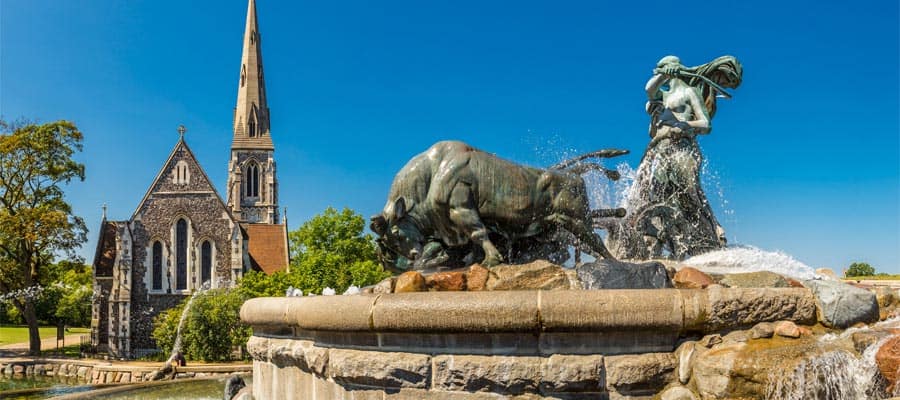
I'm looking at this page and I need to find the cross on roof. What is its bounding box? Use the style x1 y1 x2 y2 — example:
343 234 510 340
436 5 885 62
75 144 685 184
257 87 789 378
178 124 187 139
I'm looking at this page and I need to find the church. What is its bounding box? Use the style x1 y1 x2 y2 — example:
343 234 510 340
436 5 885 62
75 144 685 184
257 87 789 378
90 0 288 358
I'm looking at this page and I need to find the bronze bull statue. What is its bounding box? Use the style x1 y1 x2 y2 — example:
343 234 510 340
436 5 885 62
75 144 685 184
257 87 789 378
370 141 627 271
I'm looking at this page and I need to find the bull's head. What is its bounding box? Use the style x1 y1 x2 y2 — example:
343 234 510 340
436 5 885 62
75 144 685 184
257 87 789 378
370 197 425 265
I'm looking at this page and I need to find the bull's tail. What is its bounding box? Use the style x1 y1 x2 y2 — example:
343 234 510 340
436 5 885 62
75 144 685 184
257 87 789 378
549 148 629 171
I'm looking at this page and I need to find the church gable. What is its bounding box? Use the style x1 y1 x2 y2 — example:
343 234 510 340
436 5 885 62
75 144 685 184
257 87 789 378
132 138 231 219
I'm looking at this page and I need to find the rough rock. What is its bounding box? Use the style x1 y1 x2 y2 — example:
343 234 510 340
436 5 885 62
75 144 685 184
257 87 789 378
674 341 703 384
327 349 431 388
485 260 571 291
851 330 886 354
432 355 542 395
786 278 805 288
576 260 672 290
774 321 800 338
698 334 722 348
604 353 676 396
426 271 467 291
673 267 714 289
749 322 775 339
802 279 879 328
372 277 395 294
692 343 744 399
876 336 900 393
394 271 427 293
815 268 837 279
660 386 699 400
702 287 817 331
466 264 490 291
723 330 750 343
874 286 897 307
539 354 605 393
718 271 789 288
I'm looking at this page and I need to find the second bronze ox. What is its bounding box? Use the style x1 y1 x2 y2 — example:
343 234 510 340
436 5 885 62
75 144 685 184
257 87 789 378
370 140 626 272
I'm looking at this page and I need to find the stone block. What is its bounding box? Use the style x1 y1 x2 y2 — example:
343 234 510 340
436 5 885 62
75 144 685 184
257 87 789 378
327 348 431 388
246 336 269 361
541 290 682 332
604 353 675 396
698 287 817 331
289 295 378 331
372 291 539 332
76 366 89 379
539 354 605 393
433 355 542 395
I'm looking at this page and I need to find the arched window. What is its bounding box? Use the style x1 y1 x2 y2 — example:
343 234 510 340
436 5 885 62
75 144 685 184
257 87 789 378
201 241 212 286
152 241 162 290
245 163 259 198
175 219 187 291
248 117 257 137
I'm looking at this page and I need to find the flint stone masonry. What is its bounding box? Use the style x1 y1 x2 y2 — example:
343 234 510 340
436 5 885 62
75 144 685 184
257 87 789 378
242 288 817 398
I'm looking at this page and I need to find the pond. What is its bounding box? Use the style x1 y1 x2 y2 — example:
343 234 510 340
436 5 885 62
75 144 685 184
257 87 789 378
0 375 96 399
0 375 248 400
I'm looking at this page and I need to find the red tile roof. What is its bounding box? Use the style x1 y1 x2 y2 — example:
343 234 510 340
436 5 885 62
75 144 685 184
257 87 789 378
245 223 289 274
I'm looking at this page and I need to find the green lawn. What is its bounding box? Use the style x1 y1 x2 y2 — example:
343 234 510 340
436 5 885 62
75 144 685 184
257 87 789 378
0 325 90 346
844 275 900 281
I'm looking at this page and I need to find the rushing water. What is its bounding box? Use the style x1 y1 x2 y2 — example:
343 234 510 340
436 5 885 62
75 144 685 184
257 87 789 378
0 376 96 400
765 331 895 400
683 245 825 281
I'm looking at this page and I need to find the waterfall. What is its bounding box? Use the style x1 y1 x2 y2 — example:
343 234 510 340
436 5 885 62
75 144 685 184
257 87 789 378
765 336 893 400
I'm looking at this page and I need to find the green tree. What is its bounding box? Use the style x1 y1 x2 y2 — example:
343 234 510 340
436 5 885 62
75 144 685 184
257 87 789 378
0 120 87 355
151 289 250 362
238 270 295 298
286 207 390 295
846 262 876 277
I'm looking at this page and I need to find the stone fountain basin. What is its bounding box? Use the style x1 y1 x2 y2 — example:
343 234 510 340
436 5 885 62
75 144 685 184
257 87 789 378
240 288 817 399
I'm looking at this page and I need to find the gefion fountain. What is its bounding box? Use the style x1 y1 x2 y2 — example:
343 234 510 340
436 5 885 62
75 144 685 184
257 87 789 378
239 56 891 399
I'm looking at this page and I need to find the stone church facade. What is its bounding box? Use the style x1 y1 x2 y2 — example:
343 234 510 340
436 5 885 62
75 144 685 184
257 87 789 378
90 0 288 358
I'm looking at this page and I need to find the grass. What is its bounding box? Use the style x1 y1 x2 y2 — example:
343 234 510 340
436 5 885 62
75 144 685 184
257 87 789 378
40 343 82 357
0 325 90 346
843 275 900 281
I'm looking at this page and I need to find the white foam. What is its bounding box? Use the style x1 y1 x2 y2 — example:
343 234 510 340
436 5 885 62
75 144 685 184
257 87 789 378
684 245 824 281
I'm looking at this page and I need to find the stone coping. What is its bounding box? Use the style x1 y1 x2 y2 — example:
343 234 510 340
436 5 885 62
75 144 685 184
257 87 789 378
241 288 817 335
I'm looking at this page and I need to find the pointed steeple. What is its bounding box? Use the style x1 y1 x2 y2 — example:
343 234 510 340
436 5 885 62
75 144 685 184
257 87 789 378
232 0 273 150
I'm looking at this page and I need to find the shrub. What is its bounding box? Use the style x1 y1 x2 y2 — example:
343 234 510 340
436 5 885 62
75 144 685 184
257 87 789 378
846 262 876 277
151 289 250 362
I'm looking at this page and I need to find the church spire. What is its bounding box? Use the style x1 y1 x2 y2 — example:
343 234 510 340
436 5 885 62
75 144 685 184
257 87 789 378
232 0 273 150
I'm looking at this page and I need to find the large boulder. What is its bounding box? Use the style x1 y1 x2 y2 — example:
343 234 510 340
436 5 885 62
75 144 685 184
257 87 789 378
673 267 714 289
801 279 878 328
576 260 672 290
718 271 789 288
876 336 900 393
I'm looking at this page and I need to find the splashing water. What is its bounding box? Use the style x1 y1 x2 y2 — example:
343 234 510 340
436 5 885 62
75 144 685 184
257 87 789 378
765 346 889 400
683 245 824 281
169 281 212 359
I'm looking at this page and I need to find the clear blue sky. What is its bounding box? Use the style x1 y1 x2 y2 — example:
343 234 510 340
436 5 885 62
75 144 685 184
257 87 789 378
2 0 898 272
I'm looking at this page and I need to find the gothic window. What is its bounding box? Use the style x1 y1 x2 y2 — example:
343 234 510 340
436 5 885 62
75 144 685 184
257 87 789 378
201 241 212 286
174 161 190 184
241 65 246 87
152 241 162 290
245 163 259 198
176 219 187 291
248 111 257 137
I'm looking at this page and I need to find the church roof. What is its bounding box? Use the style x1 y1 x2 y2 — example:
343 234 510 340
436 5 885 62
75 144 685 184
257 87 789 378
92 219 119 277
244 223 290 274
